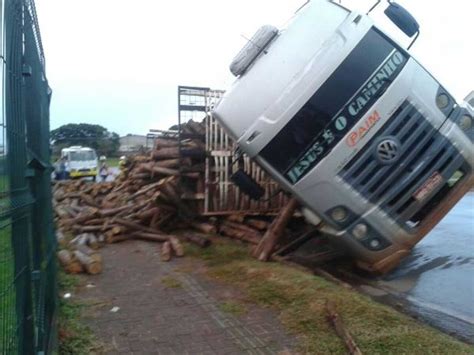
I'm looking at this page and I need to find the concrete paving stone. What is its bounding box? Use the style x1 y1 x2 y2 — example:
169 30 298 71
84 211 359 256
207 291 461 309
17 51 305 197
76 241 297 355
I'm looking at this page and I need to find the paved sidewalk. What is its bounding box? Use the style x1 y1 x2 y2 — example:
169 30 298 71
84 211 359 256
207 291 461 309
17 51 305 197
76 240 298 354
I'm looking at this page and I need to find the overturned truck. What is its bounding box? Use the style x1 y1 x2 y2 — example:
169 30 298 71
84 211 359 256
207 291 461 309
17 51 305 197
212 0 474 273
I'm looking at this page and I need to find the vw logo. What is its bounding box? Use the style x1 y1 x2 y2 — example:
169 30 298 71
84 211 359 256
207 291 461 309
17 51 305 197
375 137 400 164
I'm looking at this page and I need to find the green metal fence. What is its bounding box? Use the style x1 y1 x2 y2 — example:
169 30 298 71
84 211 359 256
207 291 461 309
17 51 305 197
0 0 55 354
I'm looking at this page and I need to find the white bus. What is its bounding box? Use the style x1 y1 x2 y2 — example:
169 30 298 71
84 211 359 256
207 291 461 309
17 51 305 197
61 146 98 180
213 0 473 273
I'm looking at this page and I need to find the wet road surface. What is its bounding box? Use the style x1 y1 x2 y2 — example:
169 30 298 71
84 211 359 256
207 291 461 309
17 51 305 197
373 192 474 341
291 192 474 341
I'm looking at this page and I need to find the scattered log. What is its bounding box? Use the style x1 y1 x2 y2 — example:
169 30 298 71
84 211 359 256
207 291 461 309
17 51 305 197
219 225 261 245
131 231 169 243
253 198 299 261
191 222 217 234
179 232 211 248
74 244 102 263
326 301 362 355
246 218 270 231
56 230 67 247
169 236 184 257
161 241 172 262
57 250 83 274
73 250 102 275
227 214 245 223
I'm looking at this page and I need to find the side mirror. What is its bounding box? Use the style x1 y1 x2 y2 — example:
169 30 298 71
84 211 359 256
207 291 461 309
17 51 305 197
384 2 419 38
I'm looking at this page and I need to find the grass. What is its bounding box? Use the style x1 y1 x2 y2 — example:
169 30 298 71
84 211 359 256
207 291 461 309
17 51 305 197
106 157 120 168
58 271 100 355
0 224 16 354
219 301 248 316
161 276 182 289
186 240 473 355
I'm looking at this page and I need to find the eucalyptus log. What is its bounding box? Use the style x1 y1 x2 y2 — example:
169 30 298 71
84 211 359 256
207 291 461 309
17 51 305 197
56 230 67 247
169 236 184 257
73 250 102 275
253 198 299 261
57 250 83 274
179 232 211 248
326 301 362 355
219 225 260 245
131 231 169 242
246 219 270 231
74 244 102 263
161 241 172 262
190 222 216 234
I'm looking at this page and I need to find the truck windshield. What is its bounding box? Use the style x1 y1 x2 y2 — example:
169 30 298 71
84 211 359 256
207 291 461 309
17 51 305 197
69 151 96 161
260 28 408 184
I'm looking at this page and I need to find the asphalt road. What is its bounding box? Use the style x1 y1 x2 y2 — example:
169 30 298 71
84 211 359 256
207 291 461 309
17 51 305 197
355 192 474 342
289 192 473 341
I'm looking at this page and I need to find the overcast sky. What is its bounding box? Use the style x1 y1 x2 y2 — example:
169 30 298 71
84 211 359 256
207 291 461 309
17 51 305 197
36 0 473 136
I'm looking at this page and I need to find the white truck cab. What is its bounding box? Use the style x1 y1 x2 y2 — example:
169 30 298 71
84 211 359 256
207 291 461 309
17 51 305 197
213 0 473 273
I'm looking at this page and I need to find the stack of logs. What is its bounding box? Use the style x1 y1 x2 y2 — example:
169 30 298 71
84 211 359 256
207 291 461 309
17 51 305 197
54 120 305 274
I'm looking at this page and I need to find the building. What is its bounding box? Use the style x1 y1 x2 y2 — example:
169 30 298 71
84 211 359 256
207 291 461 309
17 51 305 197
119 134 148 153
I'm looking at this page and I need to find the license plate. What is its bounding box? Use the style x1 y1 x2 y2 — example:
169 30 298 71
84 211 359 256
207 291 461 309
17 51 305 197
413 172 444 202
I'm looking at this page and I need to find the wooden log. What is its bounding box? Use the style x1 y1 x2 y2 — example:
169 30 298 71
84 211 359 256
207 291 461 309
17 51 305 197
69 234 88 246
74 244 102 263
179 232 211 248
80 193 99 207
57 250 83 274
253 198 299 261
126 177 176 201
73 225 109 233
326 301 362 355
246 218 270 231
221 220 262 240
219 225 260 245
161 241 172 262
131 231 169 242
109 235 130 243
169 236 184 257
149 166 180 176
190 222 217 235
154 138 179 149
87 234 99 249
114 218 159 235
153 158 181 168
227 214 245 223
100 204 135 217
54 205 70 219
160 183 194 218
132 207 160 221
84 218 104 226
151 147 180 160
56 230 67 247
73 250 102 275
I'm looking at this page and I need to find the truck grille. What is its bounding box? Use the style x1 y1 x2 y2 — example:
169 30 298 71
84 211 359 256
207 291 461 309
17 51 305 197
340 101 469 229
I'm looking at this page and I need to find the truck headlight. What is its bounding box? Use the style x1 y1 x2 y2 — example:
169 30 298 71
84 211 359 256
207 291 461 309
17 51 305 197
459 114 472 131
352 223 368 239
331 207 347 222
368 238 381 249
436 93 450 109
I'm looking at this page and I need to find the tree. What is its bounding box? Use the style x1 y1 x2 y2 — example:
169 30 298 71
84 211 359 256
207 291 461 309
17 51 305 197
51 123 120 157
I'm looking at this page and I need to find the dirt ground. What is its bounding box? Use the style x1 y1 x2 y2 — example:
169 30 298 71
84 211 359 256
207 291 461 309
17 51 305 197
75 240 298 354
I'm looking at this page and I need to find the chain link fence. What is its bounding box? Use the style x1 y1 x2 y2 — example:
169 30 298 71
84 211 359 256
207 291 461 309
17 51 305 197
0 0 55 353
